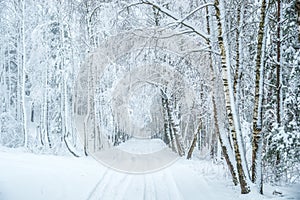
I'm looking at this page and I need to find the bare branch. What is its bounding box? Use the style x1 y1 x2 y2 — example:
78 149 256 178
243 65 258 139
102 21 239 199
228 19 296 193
121 1 210 42
179 3 214 23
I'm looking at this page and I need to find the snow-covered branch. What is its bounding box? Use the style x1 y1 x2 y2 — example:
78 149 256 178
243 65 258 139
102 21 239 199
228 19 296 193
178 3 214 23
122 0 210 42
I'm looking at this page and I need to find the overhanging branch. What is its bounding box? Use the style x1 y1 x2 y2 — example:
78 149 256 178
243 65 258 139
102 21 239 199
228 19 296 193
121 0 211 42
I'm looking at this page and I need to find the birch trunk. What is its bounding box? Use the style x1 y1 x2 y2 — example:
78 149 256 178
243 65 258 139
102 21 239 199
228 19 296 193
213 98 239 185
20 0 28 148
233 3 248 169
252 0 267 194
161 89 177 153
206 5 238 185
167 97 185 156
161 91 172 147
214 0 250 194
187 122 201 159
44 63 51 148
233 4 241 97
234 2 245 104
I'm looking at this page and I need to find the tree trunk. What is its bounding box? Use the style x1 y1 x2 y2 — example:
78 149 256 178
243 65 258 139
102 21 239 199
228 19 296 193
213 98 239 185
161 90 171 147
296 0 300 42
187 122 201 159
233 4 241 97
64 134 80 157
21 0 28 148
163 91 177 153
214 0 250 194
84 117 89 156
251 0 267 194
167 97 185 156
276 0 282 126
206 5 238 185
275 0 282 185
43 63 51 148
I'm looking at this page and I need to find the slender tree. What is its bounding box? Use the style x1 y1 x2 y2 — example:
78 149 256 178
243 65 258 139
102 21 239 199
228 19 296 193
214 0 250 194
296 0 300 42
205 3 238 185
251 0 267 194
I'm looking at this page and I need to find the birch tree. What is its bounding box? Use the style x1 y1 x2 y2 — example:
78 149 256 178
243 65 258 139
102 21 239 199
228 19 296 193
204 3 238 185
1 0 299 189
214 0 251 194
250 0 268 194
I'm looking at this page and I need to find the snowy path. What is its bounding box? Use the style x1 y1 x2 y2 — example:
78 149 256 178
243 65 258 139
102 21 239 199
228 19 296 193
86 159 235 200
0 139 299 200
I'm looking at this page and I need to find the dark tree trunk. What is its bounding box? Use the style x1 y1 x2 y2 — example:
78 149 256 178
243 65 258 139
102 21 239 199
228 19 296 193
296 0 300 42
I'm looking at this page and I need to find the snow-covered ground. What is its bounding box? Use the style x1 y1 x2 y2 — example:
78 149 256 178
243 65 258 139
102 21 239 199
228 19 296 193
0 139 299 200
117 138 167 154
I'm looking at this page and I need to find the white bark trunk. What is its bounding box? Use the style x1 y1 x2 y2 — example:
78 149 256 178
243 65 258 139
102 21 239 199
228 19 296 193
21 0 28 147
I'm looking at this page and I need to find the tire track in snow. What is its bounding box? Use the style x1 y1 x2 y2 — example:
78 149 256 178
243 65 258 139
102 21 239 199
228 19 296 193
119 175 144 199
142 175 157 200
145 174 158 200
86 167 111 200
143 175 147 200
163 169 185 200
87 159 220 200
92 171 115 199
106 174 132 200
88 168 133 200
86 139 235 200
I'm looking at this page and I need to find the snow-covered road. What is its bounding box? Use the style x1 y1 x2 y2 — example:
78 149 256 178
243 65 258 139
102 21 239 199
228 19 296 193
87 157 236 200
0 139 299 200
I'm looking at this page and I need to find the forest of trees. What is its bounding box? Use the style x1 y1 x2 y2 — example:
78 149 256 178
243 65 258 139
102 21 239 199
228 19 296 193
0 0 299 195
